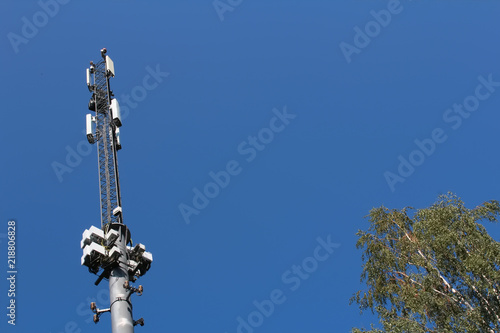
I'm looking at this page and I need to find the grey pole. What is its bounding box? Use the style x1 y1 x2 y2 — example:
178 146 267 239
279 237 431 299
109 224 134 333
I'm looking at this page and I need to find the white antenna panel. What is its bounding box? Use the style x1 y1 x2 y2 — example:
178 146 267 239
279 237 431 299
86 113 95 144
105 55 115 77
111 99 122 127
86 68 92 91
115 127 122 150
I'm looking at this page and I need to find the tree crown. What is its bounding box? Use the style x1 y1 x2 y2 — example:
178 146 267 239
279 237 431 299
351 193 500 333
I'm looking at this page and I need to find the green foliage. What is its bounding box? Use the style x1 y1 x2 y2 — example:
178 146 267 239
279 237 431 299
351 193 500 333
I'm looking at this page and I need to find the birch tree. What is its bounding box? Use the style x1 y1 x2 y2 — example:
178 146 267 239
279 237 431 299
351 193 500 333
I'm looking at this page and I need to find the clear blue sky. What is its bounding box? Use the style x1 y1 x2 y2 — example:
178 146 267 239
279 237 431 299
1 1 500 332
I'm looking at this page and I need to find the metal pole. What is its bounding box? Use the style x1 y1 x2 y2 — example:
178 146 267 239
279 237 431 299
109 224 134 333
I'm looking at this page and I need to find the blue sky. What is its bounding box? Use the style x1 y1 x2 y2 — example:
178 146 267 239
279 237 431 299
1 1 500 332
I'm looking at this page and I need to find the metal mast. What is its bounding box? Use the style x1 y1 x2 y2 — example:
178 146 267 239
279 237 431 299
80 48 152 333
92 51 122 227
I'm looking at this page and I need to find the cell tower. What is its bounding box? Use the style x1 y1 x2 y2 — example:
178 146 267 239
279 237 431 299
80 48 153 333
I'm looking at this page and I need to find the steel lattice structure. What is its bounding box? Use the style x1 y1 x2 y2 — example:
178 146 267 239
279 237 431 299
90 59 122 227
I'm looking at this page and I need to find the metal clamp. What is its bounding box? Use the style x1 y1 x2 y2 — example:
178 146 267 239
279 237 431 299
90 302 110 324
123 280 143 296
134 318 145 327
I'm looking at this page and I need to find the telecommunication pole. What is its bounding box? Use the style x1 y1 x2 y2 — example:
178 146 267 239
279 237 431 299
80 48 152 333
